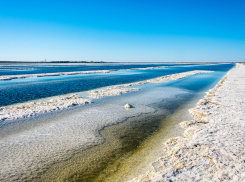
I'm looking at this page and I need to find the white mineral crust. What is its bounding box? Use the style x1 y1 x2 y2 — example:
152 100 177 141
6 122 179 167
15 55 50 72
0 66 166 81
131 64 245 182
88 70 213 99
0 70 112 81
0 95 92 122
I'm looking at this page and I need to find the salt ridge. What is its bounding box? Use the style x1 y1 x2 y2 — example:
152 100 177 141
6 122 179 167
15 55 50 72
0 65 209 81
88 70 213 99
132 64 245 181
0 66 167 81
0 95 92 122
0 70 112 81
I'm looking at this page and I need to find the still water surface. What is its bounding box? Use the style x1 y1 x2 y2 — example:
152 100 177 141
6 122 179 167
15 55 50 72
0 63 234 181
0 63 233 106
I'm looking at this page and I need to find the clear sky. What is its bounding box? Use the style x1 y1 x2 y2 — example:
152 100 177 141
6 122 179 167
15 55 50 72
0 0 244 62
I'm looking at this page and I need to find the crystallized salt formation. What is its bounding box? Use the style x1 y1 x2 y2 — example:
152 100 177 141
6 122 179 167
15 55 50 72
88 70 213 99
0 66 166 81
131 64 245 182
0 95 92 122
0 70 112 81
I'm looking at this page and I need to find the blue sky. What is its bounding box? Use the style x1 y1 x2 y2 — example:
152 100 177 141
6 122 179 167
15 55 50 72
0 0 244 62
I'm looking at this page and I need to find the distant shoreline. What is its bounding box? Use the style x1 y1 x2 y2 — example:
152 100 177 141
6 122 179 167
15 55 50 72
0 61 237 64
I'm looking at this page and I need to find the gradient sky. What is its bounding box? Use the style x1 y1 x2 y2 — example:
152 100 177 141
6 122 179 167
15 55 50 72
0 0 244 62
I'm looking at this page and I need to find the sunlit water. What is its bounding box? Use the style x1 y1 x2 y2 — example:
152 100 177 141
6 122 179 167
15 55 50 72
0 63 234 181
0 63 233 106
0 63 198 76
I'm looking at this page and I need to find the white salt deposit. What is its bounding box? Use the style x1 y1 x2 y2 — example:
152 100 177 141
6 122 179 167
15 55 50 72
128 66 165 70
0 66 166 81
89 70 213 99
0 95 92 122
131 64 245 182
89 87 141 99
0 65 209 81
0 70 112 81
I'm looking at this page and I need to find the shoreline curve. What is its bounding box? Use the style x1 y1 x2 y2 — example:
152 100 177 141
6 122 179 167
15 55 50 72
131 63 245 181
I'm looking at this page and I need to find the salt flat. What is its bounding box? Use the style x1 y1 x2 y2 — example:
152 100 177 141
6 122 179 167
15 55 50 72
132 63 245 181
0 64 232 181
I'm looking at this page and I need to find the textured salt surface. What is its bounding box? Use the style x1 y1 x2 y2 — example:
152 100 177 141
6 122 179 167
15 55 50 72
131 63 245 182
0 70 112 81
88 70 212 99
0 70 212 122
0 95 92 122
0 66 165 81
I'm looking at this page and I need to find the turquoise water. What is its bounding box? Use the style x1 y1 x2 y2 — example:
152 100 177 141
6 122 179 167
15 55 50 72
0 63 234 106
0 63 197 76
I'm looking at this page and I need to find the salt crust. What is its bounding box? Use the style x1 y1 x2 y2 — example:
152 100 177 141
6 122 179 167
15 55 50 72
88 70 212 99
0 95 92 122
131 64 245 182
0 70 212 122
0 70 112 81
0 65 211 81
0 66 165 81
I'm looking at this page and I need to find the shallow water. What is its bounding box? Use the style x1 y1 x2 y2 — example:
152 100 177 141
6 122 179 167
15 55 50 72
0 64 233 181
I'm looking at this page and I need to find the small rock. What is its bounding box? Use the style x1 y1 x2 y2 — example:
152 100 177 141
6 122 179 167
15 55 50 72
124 103 133 109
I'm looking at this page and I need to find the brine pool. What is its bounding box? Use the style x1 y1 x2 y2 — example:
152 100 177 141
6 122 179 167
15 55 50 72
0 63 234 181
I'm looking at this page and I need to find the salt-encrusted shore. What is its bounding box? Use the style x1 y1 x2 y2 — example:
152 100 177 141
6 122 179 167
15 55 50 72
88 70 212 99
0 70 112 81
0 70 212 122
131 63 245 181
0 66 166 81
0 95 92 122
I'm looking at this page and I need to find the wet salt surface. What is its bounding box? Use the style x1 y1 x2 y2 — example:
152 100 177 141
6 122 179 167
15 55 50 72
0 68 230 181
